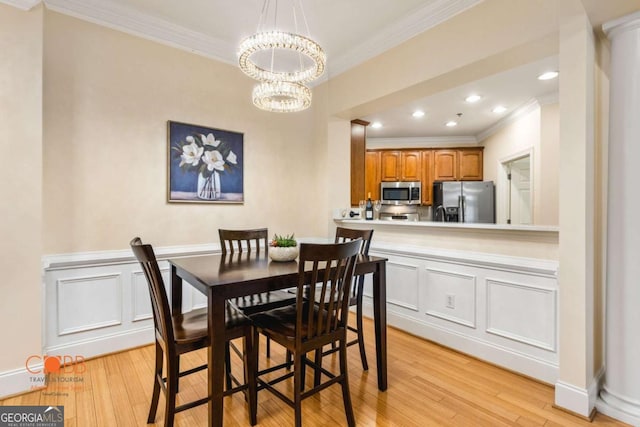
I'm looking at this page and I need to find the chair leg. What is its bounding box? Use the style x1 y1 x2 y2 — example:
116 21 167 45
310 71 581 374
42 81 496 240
165 356 179 427
266 336 271 358
293 352 304 427
339 338 356 427
246 328 258 426
356 300 368 371
224 342 232 391
147 341 162 424
285 349 292 370
313 349 322 387
356 275 369 371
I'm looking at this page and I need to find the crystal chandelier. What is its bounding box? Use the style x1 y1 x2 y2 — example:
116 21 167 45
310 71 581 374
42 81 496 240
252 81 312 113
238 0 325 113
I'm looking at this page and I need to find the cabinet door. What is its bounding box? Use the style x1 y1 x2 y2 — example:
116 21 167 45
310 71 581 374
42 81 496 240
401 151 422 181
380 151 401 181
365 151 381 200
434 150 458 181
421 150 434 205
458 149 483 180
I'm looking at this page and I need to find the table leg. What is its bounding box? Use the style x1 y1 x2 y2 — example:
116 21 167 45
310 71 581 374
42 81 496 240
171 265 182 315
208 292 226 427
372 260 388 391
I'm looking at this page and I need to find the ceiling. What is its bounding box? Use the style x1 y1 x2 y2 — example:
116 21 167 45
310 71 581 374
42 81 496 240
6 0 640 140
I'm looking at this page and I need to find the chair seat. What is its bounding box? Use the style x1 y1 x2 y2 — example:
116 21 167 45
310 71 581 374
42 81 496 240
230 290 297 316
172 306 250 344
250 303 334 339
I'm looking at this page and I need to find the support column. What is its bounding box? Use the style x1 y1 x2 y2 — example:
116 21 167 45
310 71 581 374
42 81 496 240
598 11 640 426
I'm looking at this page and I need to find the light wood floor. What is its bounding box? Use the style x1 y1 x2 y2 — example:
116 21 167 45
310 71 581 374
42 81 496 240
1 318 629 426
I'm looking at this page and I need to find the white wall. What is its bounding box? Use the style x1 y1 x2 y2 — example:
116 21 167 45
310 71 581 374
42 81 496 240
42 11 325 254
0 3 43 381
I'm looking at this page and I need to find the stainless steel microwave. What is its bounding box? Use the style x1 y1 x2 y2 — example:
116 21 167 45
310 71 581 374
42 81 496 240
380 181 421 205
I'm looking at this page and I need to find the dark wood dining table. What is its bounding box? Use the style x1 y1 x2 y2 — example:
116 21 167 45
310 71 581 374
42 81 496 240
168 251 388 427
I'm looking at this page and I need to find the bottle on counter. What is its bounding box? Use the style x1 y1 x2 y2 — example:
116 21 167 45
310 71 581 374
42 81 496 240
365 193 374 220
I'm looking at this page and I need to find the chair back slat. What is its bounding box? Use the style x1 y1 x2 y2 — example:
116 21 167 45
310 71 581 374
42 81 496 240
296 240 361 344
334 227 373 300
219 228 268 255
130 237 175 345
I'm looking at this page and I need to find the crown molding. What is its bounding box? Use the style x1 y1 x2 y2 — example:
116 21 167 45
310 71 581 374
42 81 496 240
476 98 540 142
0 0 41 10
41 0 482 78
44 0 236 65
328 0 484 77
367 136 478 149
603 10 640 40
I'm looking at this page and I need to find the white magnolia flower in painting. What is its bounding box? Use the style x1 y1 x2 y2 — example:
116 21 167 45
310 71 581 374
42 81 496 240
226 150 237 165
202 150 226 171
202 133 221 147
185 135 196 144
179 141 204 167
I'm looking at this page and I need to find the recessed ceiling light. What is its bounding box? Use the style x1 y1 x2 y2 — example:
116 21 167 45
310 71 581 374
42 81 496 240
412 110 425 118
538 71 559 80
445 121 458 127
465 94 482 103
492 105 507 113
371 122 382 129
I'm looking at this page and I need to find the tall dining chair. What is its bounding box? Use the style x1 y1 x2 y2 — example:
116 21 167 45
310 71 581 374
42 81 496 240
218 228 296 357
286 227 374 372
249 239 362 427
326 227 374 370
130 237 256 427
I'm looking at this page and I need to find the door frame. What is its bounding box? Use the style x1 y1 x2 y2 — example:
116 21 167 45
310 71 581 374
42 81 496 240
496 148 534 225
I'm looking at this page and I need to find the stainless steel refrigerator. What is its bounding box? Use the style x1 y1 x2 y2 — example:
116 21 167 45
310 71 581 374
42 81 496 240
432 181 495 223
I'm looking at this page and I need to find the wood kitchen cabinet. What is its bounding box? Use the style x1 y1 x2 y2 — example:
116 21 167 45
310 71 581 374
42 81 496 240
365 150 380 200
421 150 434 205
401 151 422 181
380 150 421 181
433 149 458 181
458 148 483 180
361 146 483 206
380 151 401 181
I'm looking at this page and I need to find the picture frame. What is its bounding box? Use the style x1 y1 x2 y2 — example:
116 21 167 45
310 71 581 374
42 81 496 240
167 120 244 203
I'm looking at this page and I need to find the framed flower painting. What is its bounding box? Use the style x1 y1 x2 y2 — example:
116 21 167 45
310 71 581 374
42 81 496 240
167 121 244 203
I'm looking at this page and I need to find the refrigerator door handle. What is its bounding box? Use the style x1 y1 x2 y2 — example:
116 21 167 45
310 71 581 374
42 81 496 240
460 195 465 222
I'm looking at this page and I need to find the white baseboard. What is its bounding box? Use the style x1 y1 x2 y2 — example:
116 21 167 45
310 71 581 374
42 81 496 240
597 388 640 426
0 362 44 399
0 327 154 399
44 326 154 359
555 381 592 418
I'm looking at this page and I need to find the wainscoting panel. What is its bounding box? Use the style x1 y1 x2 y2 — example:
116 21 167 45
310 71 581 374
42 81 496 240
424 268 476 328
57 273 122 336
486 278 557 351
131 270 153 322
39 241 558 392
363 244 559 384
382 260 420 312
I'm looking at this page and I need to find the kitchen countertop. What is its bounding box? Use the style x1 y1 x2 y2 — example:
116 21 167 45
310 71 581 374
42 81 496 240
334 218 559 233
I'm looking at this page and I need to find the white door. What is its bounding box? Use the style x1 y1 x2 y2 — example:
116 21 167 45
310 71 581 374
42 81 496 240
508 157 532 225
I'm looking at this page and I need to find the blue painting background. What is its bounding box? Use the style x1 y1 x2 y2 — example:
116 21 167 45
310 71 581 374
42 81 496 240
168 121 244 196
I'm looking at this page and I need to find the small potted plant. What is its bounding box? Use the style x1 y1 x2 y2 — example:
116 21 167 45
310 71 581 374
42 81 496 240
269 233 298 262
